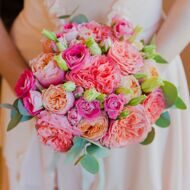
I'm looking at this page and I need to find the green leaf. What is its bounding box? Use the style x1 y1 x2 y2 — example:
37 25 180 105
174 96 187 110
153 54 168 64
59 14 71 19
20 115 33 122
140 127 155 145
134 73 147 80
7 111 22 131
128 95 146 106
70 14 88 24
156 111 171 128
65 137 87 163
41 29 58 42
86 144 110 158
17 99 31 116
80 154 99 174
141 77 164 93
161 81 178 108
0 103 17 110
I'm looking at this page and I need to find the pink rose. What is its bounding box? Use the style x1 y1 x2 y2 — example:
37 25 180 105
143 89 166 123
42 85 74 114
112 15 134 39
108 41 144 75
15 70 36 98
104 94 126 119
36 111 73 152
23 90 43 116
77 114 108 141
30 53 65 88
62 43 90 70
101 105 151 148
76 98 101 120
68 108 82 126
61 23 78 42
73 86 84 98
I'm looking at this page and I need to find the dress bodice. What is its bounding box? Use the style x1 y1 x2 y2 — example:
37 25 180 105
11 0 163 61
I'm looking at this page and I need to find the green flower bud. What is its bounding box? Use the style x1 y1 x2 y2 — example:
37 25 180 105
56 41 67 51
63 81 76 92
96 93 106 102
141 77 164 93
86 37 102 55
84 88 100 102
115 87 132 95
54 54 68 71
128 95 146 106
118 110 131 120
42 29 58 42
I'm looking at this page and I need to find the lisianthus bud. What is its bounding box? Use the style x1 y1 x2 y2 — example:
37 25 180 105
42 29 58 42
141 77 164 93
54 54 68 71
56 37 67 51
84 88 100 102
100 38 112 53
86 37 102 55
63 81 76 92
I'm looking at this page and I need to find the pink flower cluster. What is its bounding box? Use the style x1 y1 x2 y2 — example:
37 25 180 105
14 15 166 152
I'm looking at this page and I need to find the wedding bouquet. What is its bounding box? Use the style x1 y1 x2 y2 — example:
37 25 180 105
1 14 187 174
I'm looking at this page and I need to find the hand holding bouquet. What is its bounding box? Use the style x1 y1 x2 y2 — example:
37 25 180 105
0 14 187 174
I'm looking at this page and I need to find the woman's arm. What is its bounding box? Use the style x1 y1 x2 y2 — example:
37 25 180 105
0 19 28 90
157 0 190 62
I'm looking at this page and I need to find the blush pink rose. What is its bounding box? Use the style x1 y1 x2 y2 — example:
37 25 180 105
76 98 101 120
36 111 73 152
42 85 74 115
112 15 134 39
68 108 82 126
77 113 108 141
101 105 151 148
62 43 90 70
104 94 127 119
15 70 36 98
30 53 65 88
61 23 78 42
108 41 144 75
143 89 166 123
23 90 43 116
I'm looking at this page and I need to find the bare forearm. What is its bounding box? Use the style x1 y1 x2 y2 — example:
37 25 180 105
157 0 190 62
0 20 28 90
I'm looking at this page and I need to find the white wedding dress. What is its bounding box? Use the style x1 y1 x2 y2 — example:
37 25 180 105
1 0 190 189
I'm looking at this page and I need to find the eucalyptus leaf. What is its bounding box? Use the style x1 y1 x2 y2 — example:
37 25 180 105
0 104 17 110
86 144 110 158
140 128 155 145
59 15 71 19
174 96 187 110
80 154 99 174
20 115 33 122
161 81 178 108
65 137 87 163
156 111 171 128
17 99 31 116
153 54 168 64
128 95 146 106
7 111 22 131
70 14 88 24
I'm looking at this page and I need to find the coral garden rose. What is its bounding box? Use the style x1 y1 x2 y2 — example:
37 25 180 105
101 105 151 148
42 85 74 114
112 15 134 39
119 75 142 100
76 98 101 120
23 90 43 116
67 56 121 94
30 53 65 88
104 94 126 119
139 59 160 78
108 41 144 75
77 114 108 141
62 43 90 70
143 89 166 123
36 111 73 152
15 70 36 98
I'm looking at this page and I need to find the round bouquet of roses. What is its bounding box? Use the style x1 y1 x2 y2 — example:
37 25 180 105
2 15 186 174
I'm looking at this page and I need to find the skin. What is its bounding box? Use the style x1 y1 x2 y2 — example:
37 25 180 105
0 0 190 91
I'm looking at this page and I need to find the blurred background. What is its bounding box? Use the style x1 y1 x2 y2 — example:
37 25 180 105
0 0 189 189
